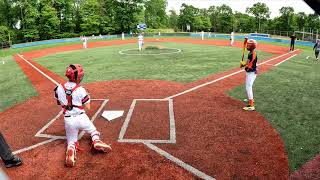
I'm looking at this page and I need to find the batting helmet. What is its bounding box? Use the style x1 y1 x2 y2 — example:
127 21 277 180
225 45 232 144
246 39 257 51
65 64 84 84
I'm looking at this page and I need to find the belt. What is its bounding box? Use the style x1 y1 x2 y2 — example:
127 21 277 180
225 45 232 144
65 112 84 118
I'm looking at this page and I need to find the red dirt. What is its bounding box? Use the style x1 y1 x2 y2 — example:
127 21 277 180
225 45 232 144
124 101 170 140
0 38 309 179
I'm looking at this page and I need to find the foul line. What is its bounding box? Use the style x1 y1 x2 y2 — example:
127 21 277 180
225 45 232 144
17 54 59 86
274 54 297 66
144 143 215 180
164 49 299 99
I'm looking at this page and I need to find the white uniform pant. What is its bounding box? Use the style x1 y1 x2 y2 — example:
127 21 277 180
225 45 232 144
138 41 143 51
83 42 87 49
64 113 99 147
230 38 234 46
245 72 257 100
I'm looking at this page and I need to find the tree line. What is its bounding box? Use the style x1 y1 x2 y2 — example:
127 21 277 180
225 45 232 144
0 0 319 44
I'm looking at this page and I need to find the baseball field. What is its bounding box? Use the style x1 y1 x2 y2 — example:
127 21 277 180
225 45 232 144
1 37 320 179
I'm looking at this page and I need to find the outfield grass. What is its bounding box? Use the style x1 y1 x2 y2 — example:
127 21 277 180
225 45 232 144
34 42 272 83
0 56 37 112
228 49 320 171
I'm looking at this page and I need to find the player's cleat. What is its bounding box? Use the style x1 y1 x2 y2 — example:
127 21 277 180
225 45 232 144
92 140 112 153
243 105 255 111
65 147 76 167
4 156 22 168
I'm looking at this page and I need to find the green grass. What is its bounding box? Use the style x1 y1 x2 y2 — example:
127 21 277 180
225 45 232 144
228 49 320 171
34 42 273 83
0 56 37 112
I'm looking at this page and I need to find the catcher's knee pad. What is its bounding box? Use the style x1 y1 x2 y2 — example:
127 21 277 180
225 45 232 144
0 133 14 161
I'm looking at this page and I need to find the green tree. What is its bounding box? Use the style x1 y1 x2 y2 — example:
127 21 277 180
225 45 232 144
112 0 144 33
233 11 255 33
144 0 168 28
295 12 307 31
21 1 40 41
38 4 60 39
80 0 101 35
178 3 198 31
215 4 233 33
246 2 270 32
168 10 178 30
278 7 296 31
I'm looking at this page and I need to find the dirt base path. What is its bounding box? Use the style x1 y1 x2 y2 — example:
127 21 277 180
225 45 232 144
0 38 304 179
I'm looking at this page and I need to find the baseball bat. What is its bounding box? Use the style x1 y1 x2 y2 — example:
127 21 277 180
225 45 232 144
240 37 248 68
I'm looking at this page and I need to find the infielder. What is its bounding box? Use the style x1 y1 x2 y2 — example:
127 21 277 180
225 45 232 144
240 39 258 111
313 39 320 60
138 33 144 51
230 32 235 46
82 36 87 49
54 64 111 167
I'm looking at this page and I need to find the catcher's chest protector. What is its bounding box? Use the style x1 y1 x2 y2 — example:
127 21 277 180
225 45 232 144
54 83 83 113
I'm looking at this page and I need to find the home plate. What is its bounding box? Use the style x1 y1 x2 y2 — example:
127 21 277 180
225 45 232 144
102 111 124 121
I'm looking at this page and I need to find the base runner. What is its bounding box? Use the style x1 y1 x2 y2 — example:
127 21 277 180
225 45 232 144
54 64 111 167
240 39 258 111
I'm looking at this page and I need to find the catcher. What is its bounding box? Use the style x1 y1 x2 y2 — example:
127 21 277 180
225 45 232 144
54 64 111 167
240 39 258 111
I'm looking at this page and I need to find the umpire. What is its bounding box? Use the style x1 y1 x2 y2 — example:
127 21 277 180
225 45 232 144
290 33 296 51
0 133 22 168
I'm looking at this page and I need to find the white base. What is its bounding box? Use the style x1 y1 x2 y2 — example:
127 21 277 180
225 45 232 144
102 111 124 121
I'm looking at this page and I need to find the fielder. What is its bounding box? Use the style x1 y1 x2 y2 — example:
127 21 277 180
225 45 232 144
54 64 111 167
313 39 320 60
240 39 258 111
230 32 235 46
138 33 144 51
201 31 204 40
82 36 87 49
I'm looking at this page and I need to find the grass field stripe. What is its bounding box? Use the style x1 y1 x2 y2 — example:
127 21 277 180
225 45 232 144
13 138 59 155
144 143 215 180
35 110 63 137
78 99 108 139
118 99 137 140
17 54 59 86
274 54 298 66
165 50 299 99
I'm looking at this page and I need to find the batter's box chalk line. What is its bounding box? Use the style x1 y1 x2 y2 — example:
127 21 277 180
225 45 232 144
118 99 176 144
13 99 108 155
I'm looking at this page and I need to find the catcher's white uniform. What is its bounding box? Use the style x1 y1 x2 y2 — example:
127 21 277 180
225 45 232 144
55 82 99 147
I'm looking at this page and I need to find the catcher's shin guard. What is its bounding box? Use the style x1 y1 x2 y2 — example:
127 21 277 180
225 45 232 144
0 133 22 168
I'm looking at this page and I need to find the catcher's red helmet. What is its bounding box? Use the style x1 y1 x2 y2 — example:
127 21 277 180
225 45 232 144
246 39 257 51
65 64 84 84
